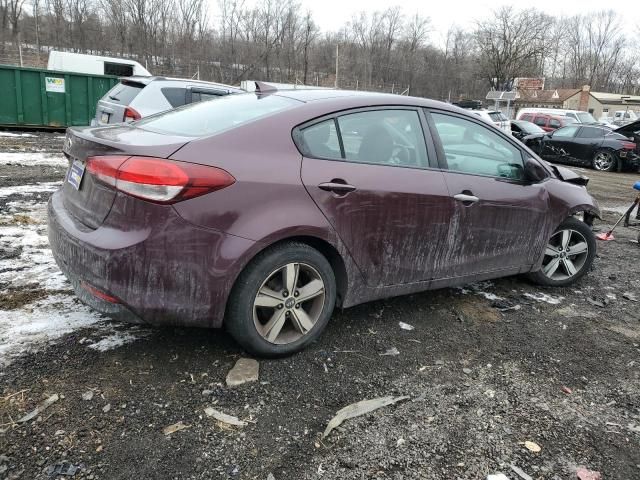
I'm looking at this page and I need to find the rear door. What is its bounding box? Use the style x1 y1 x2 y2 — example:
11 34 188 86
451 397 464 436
570 126 605 164
427 110 550 276
299 108 455 287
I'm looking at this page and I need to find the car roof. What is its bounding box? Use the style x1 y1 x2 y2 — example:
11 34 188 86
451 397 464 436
271 88 457 110
121 76 242 91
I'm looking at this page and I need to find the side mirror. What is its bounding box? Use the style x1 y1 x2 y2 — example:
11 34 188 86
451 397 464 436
524 158 547 183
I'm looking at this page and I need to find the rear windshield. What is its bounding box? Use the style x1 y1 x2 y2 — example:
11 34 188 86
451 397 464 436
489 112 508 122
575 112 596 123
136 93 299 137
104 81 144 105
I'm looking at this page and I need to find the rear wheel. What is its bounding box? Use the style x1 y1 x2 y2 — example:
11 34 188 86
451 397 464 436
529 217 596 287
226 242 336 357
592 149 617 172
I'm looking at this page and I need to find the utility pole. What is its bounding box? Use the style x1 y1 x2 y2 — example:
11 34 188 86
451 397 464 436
334 44 339 89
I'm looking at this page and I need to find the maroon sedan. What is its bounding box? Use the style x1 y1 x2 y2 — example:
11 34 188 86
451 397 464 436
49 89 600 356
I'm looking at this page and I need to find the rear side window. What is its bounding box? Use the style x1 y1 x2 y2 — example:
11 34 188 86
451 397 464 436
533 116 547 127
104 81 143 105
136 93 298 137
337 110 429 168
162 87 187 108
578 126 605 139
104 62 134 77
489 112 508 122
191 91 223 103
300 120 342 160
521 114 533 121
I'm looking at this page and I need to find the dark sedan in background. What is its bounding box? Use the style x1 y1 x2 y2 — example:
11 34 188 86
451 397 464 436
525 124 639 172
49 89 600 356
510 120 546 141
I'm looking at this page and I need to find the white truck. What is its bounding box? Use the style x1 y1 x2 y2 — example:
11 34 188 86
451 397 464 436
47 51 151 77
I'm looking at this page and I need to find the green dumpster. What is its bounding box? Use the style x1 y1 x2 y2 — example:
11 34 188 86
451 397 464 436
0 64 119 129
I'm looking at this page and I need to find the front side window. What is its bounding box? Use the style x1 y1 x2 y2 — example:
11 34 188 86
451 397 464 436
300 120 342 160
552 126 579 138
336 110 429 168
431 113 524 180
549 118 561 129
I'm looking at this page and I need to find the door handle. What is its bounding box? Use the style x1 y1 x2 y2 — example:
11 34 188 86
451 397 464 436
318 181 356 194
454 193 479 204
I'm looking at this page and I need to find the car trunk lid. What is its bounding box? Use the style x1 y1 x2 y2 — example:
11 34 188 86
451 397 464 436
62 125 191 230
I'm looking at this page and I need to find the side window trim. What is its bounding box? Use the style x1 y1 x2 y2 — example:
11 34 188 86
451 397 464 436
424 108 530 183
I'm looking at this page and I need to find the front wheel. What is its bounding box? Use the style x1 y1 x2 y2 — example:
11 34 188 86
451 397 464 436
226 242 336 357
592 149 617 172
528 217 596 287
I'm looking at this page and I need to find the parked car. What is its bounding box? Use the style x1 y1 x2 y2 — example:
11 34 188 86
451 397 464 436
50 90 600 356
611 110 640 126
510 120 546 141
94 76 244 125
527 124 638 172
613 119 640 162
517 108 590 124
467 109 511 134
517 112 575 132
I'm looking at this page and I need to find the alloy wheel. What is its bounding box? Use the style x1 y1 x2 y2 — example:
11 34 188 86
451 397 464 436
593 151 614 171
541 229 589 281
253 262 326 345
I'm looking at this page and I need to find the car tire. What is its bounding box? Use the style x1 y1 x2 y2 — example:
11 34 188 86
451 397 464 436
592 149 617 172
225 242 336 357
528 217 596 287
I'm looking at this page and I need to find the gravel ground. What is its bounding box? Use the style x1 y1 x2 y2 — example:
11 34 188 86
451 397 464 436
0 132 639 480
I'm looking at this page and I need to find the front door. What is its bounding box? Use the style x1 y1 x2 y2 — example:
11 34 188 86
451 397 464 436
298 108 455 287
540 125 580 163
428 111 550 277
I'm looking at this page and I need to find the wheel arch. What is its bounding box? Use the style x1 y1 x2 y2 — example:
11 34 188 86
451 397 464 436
223 232 351 327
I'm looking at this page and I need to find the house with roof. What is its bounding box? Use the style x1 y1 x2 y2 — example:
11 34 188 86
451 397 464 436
514 85 640 120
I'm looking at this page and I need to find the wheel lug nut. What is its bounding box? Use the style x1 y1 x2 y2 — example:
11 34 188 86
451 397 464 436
294 291 299 297
278 304 283 309
295 304 300 309
283 290 289 297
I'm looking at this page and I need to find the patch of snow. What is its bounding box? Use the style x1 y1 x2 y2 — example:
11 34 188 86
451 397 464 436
0 202 69 291
87 331 141 352
0 152 67 167
0 132 36 137
460 281 505 301
524 292 564 305
0 182 61 199
0 294 104 366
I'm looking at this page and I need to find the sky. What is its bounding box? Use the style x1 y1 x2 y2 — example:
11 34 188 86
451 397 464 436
209 0 639 46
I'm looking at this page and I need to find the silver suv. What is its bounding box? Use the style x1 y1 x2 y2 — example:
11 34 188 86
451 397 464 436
94 76 244 125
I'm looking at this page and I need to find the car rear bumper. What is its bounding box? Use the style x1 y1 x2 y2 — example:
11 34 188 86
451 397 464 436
48 189 257 328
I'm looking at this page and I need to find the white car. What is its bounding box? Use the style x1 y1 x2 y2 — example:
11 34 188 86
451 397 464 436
467 109 511 135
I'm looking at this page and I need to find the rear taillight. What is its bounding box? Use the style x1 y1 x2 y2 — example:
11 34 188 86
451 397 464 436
123 107 141 122
86 156 235 204
621 141 636 150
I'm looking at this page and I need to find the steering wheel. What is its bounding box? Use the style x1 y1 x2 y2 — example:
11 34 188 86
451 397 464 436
389 145 413 166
